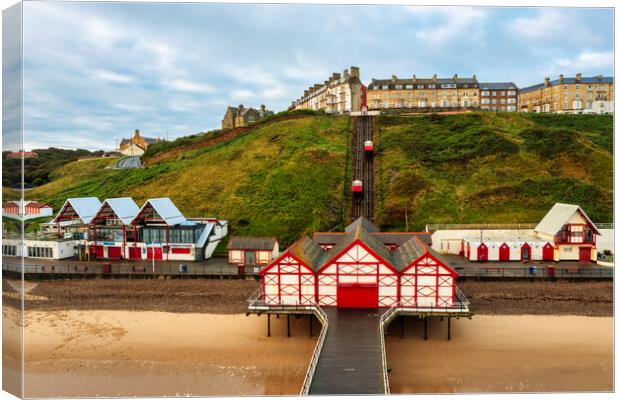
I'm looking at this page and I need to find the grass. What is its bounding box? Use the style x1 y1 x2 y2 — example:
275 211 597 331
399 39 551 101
20 112 613 241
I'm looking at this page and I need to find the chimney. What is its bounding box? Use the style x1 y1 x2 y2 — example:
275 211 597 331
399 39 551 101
342 69 349 79
453 73 458 82
472 74 477 81
238 104 244 111
412 74 417 83
544 77 550 86
350 66 360 78
315 83 322 90
559 74 564 83
133 129 140 139
391 74 397 82
260 104 266 112
597 74 603 81
576 73 582 82
432 73 437 82
304 90 309 97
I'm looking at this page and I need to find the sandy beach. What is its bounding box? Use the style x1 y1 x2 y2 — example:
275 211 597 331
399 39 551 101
385 315 613 393
4 308 316 397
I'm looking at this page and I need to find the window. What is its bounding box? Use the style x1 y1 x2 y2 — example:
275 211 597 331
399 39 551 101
500 91 506 96
491 99 497 104
463 100 469 107
428 84 436 89
27 247 53 258
491 91 497 96
575 85 580 90
563 85 568 90
500 98 506 104
507 106 516 111
563 247 572 252
481 98 490 104
575 93 580 99
395 85 403 90
405 84 413 89
507 90 516 96
441 83 456 88
507 98 516 104
563 102 568 109
2 245 16 256
381 85 389 90
417 84 425 89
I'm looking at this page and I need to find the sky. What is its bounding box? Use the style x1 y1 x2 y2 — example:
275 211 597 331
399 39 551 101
2 2 615 150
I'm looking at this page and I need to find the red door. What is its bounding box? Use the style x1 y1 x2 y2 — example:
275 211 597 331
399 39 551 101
94 245 104 259
337 285 378 308
107 246 122 259
499 243 510 261
147 247 163 260
477 244 488 261
128 247 141 260
579 247 591 263
542 243 554 261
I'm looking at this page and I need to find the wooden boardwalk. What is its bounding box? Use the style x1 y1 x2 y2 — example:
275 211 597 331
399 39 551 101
309 308 386 395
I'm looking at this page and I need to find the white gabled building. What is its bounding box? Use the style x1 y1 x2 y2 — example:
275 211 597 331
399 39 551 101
434 203 601 263
128 198 227 261
534 203 599 262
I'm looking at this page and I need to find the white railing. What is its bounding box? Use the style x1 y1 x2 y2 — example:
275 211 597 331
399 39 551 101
299 304 329 395
246 289 330 395
425 223 537 232
379 306 399 395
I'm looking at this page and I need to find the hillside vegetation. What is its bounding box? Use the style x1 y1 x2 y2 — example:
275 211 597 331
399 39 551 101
23 112 612 243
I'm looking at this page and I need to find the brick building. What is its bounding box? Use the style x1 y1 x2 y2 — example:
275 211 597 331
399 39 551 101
290 66 365 114
519 74 614 114
479 82 518 111
366 74 479 111
221 104 273 129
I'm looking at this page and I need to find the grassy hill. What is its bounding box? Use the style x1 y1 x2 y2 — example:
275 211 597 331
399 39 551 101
23 112 612 244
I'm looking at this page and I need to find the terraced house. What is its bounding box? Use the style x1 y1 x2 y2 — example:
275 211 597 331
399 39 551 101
366 74 480 110
519 74 614 114
221 104 273 129
289 66 365 114
479 82 518 111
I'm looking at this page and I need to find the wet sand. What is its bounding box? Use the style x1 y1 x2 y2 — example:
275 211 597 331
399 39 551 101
5 308 316 397
3 284 613 397
385 315 613 393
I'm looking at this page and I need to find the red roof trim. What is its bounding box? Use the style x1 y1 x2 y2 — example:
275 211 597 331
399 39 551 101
258 248 314 276
316 238 399 275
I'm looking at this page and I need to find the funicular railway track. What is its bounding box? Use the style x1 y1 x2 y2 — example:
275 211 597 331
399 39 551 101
350 116 375 223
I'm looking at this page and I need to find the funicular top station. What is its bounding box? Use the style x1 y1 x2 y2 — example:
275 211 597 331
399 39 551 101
247 218 471 395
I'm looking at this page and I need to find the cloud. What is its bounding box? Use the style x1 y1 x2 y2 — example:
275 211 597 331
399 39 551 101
92 70 134 84
14 3 614 151
163 79 217 93
409 7 488 45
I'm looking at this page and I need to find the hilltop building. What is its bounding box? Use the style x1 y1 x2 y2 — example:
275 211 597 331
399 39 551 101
366 73 480 110
290 66 365 114
6 150 37 159
2 200 53 220
221 104 274 129
479 82 518 111
519 74 614 114
119 129 162 156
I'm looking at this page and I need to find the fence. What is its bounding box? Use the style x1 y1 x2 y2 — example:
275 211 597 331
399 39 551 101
299 304 329 395
379 306 398 395
426 222 613 232
454 266 613 279
2 262 244 276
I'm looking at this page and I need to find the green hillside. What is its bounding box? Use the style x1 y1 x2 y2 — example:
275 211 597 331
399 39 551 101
23 112 612 244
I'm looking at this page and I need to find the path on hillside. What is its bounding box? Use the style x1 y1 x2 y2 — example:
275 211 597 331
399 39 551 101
350 116 375 222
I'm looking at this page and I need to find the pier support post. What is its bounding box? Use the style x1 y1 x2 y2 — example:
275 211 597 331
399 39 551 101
309 315 313 337
424 317 428 341
267 314 271 337
287 314 291 337
447 317 451 341
400 316 405 338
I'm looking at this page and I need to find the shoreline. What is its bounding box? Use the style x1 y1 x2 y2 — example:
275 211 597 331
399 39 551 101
3 308 613 396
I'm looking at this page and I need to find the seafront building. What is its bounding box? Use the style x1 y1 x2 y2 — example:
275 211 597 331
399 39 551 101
1 196 228 261
289 66 365 114
519 74 614 114
119 129 162 156
2 200 53 220
432 203 600 262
